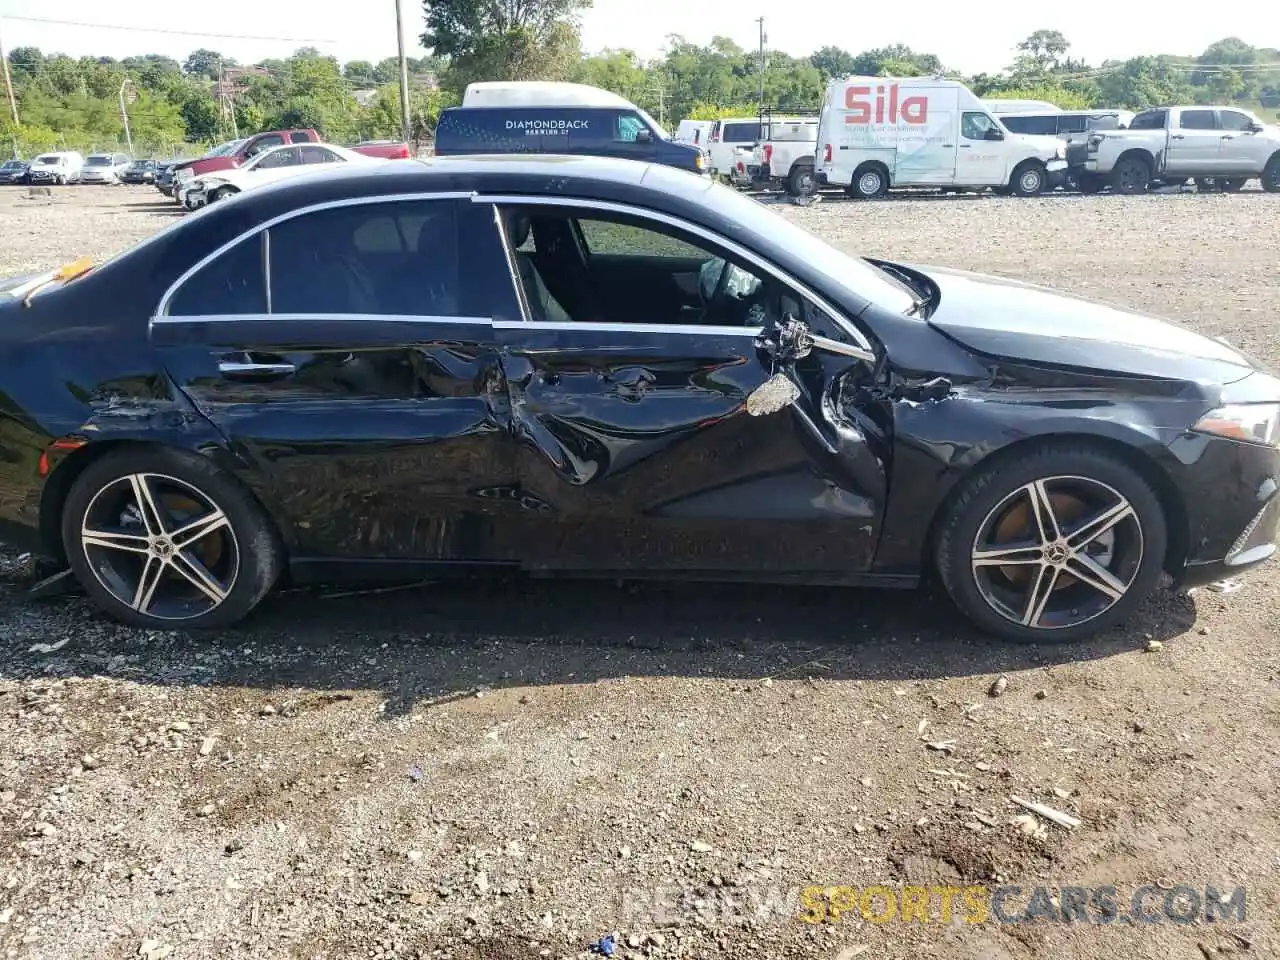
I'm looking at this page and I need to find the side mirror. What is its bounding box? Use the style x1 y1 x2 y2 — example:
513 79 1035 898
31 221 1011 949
984 127 1004 141
1249 121 1264 133
635 129 653 144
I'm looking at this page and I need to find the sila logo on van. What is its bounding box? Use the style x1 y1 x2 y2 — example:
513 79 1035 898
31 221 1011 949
845 85 928 125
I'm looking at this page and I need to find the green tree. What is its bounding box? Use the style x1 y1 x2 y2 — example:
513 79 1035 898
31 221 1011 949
572 49 650 100
344 60 377 86
183 49 231 80
809 46 856 81
422 0 591 90
7 46 43 81
181 93 220 142
1012 29 1070 79
1095 56 1196 108
851 45 942 77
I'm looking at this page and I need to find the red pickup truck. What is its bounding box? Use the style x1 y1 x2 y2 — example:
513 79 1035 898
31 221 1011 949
172 129 410 181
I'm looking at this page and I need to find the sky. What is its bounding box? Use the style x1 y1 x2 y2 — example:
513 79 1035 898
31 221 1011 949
1 1 1277 76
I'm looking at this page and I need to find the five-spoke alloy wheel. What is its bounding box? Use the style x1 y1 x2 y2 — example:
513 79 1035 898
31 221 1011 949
62 448 283 628
936 444 1167 643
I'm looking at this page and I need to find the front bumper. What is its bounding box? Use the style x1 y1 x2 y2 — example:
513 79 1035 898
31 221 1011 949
1045 158 1069 189
81 173 116 183
1171 432 1280 587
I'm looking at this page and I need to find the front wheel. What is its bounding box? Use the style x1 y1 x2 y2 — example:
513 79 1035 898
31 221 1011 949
210 186 239 203
1009 161 1047 197
61 447 284 629
1263 155 1280 193
934 443 1167 644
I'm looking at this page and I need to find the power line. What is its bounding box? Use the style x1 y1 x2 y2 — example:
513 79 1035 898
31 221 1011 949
0 15 336 45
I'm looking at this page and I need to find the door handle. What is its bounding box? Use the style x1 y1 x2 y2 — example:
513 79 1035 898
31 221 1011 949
1171 134 1185 140
958 144 971 149
1220 135 1235 139
942 143 954 147
218 359 296 379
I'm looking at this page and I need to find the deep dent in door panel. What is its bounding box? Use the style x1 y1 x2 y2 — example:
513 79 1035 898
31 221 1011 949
497 333 888 572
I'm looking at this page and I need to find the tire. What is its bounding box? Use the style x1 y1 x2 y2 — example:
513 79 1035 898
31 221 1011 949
1263 155 1280 193
785 163 815 198
61 447 284 629
1009 161 1047 197
210 186 239 203
1111 156 1151 195
848 163 888 199
934 442 1167 644
1076 173 1106 194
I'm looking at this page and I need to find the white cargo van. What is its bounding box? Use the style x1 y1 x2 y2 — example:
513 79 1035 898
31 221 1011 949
815 77 1068 198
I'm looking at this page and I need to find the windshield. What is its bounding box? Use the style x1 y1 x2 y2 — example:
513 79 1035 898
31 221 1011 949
86 156 111 166
35 155 60 164
1 160 21 168
206 139 246 158
637 108 669 141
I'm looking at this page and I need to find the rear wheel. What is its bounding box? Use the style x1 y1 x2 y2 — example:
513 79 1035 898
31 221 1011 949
935 443 1167 643
848 163 888 199
786 162 815 197
1111 156 1151 195
61 447 284 629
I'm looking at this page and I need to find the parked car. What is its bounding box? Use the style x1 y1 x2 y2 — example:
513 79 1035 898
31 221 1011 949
171 132 410 195
27 151 84 185
435 81 706 175
155 159 190 197
748 117 819 196
705 118 765 178
80 153 133 184
180 142 377 209
814 77 1068 198
121 159 158 184
1071 106 1280 194
0 159 29 185
1 155 1277 639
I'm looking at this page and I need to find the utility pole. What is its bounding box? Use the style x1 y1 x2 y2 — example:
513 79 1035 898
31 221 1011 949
756 17 766 108
394 0 412 144
118 78 135 156
0 18 21 128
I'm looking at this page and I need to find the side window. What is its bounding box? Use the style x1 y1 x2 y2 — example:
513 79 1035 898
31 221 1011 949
299 146 339 164
1179 110 1216 130
1058 115 1088 134
167 235 266 317
267 200 460 317
1129 110 1166 130
245 134 285 159
614 113 647 142
289 131 312 143
724 122 762 143
504 207 772 328
256 148 300 169
1219 110 1255 131
961 112 999 141
578 219 708 260
1087 114 1120 131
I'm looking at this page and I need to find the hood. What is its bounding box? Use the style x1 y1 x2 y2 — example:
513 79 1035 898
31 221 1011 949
914 264 1263 384
1007 133 1063 156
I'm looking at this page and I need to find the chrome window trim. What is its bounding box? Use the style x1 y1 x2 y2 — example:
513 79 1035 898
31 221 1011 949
493 319 759 337
490 203 534 323
152 190 476 322
472 193 875 362
152 312 492 326
261 230 272 314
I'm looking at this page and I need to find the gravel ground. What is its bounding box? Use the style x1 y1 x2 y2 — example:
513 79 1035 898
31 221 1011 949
2 183 1279 960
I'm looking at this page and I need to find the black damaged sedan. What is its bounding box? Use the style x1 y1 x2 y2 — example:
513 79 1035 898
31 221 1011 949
0 156 1276 641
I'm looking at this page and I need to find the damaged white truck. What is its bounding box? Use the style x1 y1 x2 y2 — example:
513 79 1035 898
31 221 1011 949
1069 105 1280 194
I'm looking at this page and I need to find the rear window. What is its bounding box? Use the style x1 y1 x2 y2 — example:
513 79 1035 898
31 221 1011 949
1179 110 1216 130
721 122 762 143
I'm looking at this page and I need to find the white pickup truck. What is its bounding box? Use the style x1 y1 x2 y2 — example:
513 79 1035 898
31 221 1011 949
1070 105 1280 194
747 118 819 196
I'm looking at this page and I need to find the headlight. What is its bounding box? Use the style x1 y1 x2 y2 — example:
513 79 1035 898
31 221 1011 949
1193 403 1280 447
